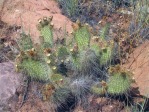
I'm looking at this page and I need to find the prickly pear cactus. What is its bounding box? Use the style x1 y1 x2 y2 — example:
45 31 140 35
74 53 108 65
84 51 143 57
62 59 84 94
37 16 54 48
15 34 52 81
17 58 52 81
69 48 105 79
44 48 56 67
56 46 69 60
99 46 113 66
107 65 133 95
17 33 33 51
90 23 113 67
91 66 133 95
90 36 114 66
72 20 91 51
107 73 131 95
14 16 137 110
100 23 110 40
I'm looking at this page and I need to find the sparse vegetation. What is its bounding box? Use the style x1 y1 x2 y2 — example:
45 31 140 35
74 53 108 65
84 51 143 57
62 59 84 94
0 0 149 111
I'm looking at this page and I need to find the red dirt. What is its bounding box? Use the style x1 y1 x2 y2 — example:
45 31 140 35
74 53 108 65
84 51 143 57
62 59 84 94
1 0 73 43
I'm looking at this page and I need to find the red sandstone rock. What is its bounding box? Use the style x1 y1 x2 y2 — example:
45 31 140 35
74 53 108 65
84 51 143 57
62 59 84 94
1 0 73 43
124 40 149 98
0 62 23 111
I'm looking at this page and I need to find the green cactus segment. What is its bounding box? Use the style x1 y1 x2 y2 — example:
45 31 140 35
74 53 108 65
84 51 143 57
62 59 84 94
90 44 100 56
90 42 113 66
71 50 86 70
100 23 110 40
40 25 53 47
19 58 52 81
57 0 79 17
57 46 69 60
72 56 80 69
90 36 113 67
37 17 53 48
135 1 149 24
18 33 33 51
50 74 63 83
71 49 100 78
107 72 132 95
74 26 90 50
99 47 112 66
51 88 71 106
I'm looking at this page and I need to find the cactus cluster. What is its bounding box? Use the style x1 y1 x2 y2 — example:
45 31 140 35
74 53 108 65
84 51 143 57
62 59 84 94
14 17 134 109
91 65 133 96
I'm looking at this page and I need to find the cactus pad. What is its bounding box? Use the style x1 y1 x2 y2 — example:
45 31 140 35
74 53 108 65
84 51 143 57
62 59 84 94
57 46 69 60
99 47 112 66
72 22 91 51
17 33 33 51
18 58 52 81
107 70 132 95
37 17 53 48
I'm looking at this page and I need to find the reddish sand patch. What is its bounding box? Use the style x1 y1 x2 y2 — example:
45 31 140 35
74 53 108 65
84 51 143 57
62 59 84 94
1 0 73 43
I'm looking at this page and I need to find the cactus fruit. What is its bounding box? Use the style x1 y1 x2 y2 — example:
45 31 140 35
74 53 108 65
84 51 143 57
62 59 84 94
18 58 52 81
37 16 53 48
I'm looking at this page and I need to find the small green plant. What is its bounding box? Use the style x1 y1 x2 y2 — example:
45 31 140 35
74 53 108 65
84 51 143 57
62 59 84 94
107 71 132 95
17 33 33 51
106 0 132 8
37 17 54 48
134 0 149 25
50 74 64 84
129 0 149 40
90 38 113 67
15 17 55 81
92 65 133 95
57 0 79 17
56 46 69 61
72 21 91 51
18 58 52 81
